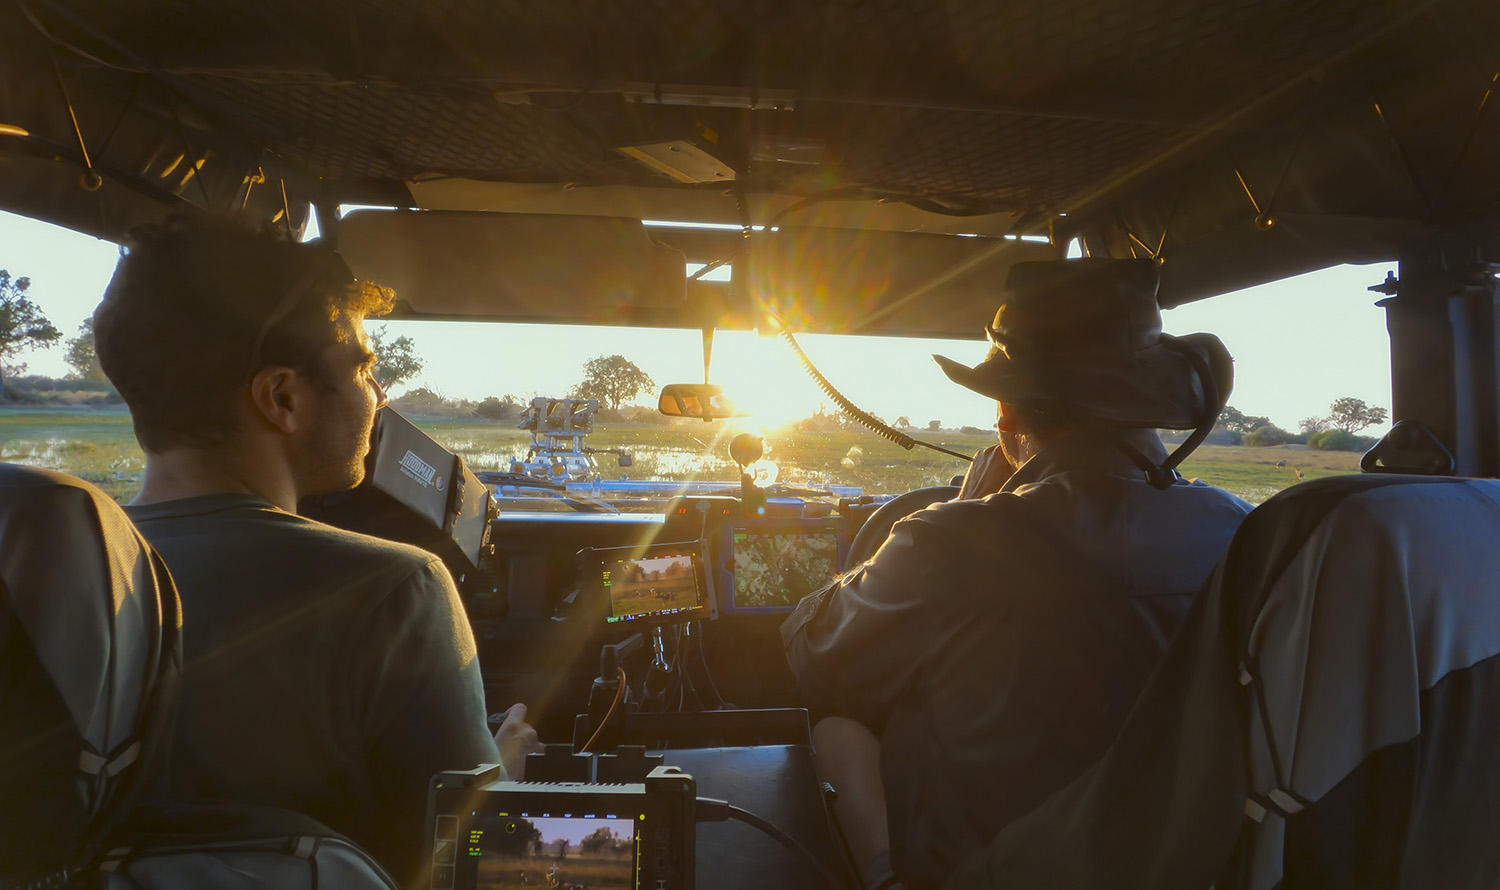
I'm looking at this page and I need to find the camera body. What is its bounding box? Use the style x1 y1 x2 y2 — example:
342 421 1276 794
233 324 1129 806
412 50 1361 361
424 764 697 890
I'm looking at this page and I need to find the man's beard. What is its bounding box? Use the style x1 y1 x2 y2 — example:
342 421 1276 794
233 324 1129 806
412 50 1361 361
300 392 373 497
998 428 1029 470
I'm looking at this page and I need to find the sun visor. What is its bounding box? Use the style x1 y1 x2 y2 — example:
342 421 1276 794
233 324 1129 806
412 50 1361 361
337 209 690 326
735 226 1058 339
337 210 1058 338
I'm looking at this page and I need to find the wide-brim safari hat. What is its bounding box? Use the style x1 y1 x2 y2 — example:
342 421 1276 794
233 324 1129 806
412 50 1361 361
933 259 1233 431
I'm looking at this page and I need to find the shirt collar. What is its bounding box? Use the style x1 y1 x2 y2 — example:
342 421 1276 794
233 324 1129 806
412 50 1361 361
125 493 282 523
1000 430 1170 493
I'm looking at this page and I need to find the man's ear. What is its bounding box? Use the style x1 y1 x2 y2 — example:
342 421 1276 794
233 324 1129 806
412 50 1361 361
248 366 314 435
996 401 1017 434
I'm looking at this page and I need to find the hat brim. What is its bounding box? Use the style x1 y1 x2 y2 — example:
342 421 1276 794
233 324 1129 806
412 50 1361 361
933 332 1233 430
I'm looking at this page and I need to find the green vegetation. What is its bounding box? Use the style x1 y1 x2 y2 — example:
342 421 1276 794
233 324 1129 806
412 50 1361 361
0 374 120 406
64 318 107 382
569 354 656 410
369 325 425 390
1306 429 1377 452
0 269 63 398
0 406 142 499
1 406 1364 505
1325 396 1388 434
1204 398 1387 451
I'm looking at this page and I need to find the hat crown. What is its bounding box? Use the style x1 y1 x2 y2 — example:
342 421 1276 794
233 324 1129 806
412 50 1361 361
934 258 1232 431
991 259 1162 360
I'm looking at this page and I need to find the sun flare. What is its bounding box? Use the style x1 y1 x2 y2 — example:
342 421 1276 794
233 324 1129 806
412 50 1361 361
706 331 826 431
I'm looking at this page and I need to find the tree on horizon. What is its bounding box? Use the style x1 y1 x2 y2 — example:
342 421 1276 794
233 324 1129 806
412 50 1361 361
0 270 62 400
570 354 656 410
1325 397 1388 434
369 325 425 390
64 317 107 383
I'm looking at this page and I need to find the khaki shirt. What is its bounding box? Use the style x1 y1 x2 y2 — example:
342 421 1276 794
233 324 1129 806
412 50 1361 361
782 433 1251 889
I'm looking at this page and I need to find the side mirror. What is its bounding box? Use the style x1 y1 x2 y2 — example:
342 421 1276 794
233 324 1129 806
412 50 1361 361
657 383 751 421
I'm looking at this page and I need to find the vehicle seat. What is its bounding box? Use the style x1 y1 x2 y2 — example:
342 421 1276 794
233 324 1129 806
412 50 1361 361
0 464 180 880
945 474 1500 890
1229 474 1500 890
0 465 399 889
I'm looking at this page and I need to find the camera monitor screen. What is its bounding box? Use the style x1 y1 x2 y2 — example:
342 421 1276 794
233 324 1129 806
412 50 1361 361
466 812 636 889
730 523 842 611
595 542 712 625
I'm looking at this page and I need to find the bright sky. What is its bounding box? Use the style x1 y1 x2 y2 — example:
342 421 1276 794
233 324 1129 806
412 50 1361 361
521 816 632 847
0 209 1394 433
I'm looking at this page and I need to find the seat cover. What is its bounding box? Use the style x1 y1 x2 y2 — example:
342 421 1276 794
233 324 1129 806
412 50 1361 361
1234 475 1500 890
0 465 397 890
0 464 181 873
944 474 1500 890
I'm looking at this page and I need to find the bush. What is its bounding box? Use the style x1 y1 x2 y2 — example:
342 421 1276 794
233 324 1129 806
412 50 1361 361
1307 429 1377 452
958 426 988 436
617 405 673 425
798 408 845 432
1201 425 1242 446
390 387 475 417
3 374 121 405
474 395 520 421
1243 424 1292 447
8 374 115 393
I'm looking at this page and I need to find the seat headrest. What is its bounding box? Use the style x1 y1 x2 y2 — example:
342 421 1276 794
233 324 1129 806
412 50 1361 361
0 464 181 873
1224 473 1500 890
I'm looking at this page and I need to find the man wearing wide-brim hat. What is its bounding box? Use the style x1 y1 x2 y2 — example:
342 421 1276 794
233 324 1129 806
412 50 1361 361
782 259 1253 890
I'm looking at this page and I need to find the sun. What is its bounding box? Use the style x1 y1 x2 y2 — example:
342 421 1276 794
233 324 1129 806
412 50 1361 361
707 331 823 431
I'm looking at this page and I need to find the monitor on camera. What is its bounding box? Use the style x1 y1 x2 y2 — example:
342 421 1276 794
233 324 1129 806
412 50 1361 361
585 540 714 625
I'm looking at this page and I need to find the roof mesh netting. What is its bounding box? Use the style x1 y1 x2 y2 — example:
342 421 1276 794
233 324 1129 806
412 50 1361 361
35 0 1454 211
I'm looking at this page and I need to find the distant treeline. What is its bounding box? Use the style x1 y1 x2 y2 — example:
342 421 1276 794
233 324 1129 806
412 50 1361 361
0 374 121 405
390 388 673 425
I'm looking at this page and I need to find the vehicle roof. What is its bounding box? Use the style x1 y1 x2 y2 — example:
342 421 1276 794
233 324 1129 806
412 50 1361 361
2 0 1498 333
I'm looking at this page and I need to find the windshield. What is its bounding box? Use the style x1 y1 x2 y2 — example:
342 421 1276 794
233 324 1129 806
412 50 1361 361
0 211 1393 510
366 324 997 513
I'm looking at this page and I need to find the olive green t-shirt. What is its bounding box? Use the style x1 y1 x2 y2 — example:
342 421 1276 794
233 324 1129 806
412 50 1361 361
127 494 500 883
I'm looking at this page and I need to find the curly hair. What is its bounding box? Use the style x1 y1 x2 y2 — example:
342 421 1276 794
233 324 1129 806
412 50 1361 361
95 215 393 452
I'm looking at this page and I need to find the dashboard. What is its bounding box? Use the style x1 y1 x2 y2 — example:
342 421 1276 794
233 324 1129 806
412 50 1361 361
470 495 867 742
301 411 886 742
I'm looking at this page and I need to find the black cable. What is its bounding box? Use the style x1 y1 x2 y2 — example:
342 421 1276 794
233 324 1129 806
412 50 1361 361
695 798 845 889
676 623 707 711
781 332 972 462
689 621 727 709
820 783 866 890
670 625 687 713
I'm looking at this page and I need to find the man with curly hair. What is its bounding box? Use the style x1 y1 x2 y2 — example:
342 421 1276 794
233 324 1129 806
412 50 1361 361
94 216 538 884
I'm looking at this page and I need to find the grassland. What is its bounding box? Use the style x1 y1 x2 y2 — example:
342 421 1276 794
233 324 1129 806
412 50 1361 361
0 406 145 501
0 407 1362 505
476 854 631 890
608 575 700 619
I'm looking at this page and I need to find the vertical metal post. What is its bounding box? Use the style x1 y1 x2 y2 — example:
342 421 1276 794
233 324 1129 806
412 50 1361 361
1379 231 1500 477
1447 295 1481 474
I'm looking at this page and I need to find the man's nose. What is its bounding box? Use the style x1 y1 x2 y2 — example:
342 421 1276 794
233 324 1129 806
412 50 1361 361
370 374 389 409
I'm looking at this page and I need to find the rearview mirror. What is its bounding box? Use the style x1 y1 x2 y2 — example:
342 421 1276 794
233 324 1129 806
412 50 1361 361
657 384 750 421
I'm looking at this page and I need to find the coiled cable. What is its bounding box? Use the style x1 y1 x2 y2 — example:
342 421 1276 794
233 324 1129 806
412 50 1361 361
780 331 972 462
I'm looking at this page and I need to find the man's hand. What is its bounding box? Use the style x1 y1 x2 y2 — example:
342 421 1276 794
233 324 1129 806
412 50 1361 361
493 702 542 779
958 443 1014 499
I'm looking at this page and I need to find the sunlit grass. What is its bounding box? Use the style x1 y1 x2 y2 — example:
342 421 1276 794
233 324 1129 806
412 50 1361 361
1 407 1363 505
0 407 144 501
